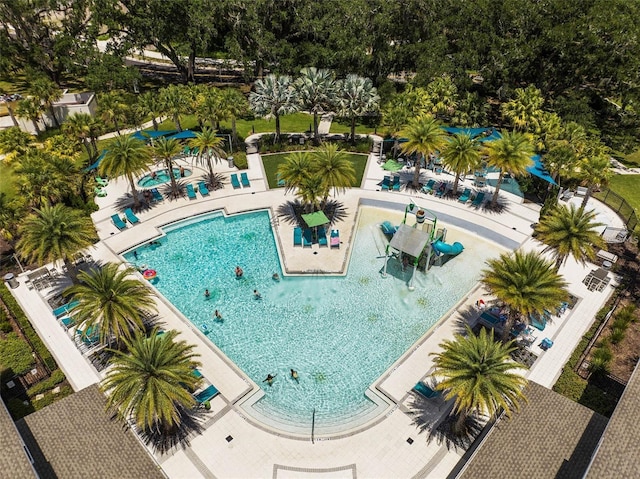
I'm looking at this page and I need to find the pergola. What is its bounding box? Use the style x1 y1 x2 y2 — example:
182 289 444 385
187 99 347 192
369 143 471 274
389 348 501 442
382 224 433 290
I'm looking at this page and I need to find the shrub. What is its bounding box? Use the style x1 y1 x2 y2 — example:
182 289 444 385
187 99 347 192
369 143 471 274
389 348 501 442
553 369 586 401
0 333 36 374
27 369 66 396
232 151 248 169
0 320 12 333
31 384 73 411
0 284 57 371
589 346 613 374
609 327 626 344
611 319 630 331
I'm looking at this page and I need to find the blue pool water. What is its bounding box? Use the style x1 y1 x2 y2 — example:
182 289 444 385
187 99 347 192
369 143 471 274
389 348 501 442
138 168 192 188
123 208 500 429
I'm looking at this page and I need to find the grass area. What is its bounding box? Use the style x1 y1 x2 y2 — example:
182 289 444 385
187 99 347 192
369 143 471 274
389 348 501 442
158 113 314 140
329 116 379 135
0 161 15 198
262 151 368 189
622 150 640 168
606 175 640 213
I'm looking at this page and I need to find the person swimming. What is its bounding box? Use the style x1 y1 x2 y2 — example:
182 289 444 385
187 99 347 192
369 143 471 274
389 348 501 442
133 250 138 260
235 266 243 278
272 273 280 281
263 373 276 386
204 289 210 299
214 309 223 320
290 369 299 382
253 289 261 299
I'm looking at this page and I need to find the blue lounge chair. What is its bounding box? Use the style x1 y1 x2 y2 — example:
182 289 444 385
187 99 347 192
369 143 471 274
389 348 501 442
194 384 219 403
302 228 313 247
412 381 441 399
471 191 486 206
52 300 79 318
230 173 241 189
186 183 197 199
380 221 397 236
293 227 302 246
392 175 401 191
422 179 436 194
241 172 250 187
198 181 210 196
381 175 391 191
111 214 127 230
540 338 554 350
318 228 328 246
530 313 547 331
124 208 140 224
330 229 340 248
276 173 286 187
151 188 164 202
458 188 471 203
60 315 75 329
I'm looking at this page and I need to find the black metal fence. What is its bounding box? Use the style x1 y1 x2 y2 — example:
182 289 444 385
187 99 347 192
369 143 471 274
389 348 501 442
593 188 638 232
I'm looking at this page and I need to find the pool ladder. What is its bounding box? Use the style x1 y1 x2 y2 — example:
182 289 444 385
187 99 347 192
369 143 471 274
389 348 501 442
311 408 316 444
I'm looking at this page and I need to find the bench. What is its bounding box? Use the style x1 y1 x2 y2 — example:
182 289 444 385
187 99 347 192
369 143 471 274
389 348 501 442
596 249 618 264
576 186 588 196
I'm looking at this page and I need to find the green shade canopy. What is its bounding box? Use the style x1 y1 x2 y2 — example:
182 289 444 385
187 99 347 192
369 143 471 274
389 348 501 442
301 211 330 228
382 159 404 172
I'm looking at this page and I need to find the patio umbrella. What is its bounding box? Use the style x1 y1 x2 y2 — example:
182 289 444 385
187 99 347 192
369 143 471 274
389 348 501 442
382 159 404 172
301 211 330 243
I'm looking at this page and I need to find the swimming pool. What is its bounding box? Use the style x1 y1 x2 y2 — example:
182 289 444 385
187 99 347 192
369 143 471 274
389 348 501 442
123 207 501 431
138 168 192 188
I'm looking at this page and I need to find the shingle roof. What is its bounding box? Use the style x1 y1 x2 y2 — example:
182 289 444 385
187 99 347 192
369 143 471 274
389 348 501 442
16 384 164 479
458 381 608 479
584 362 640 478
0 398 37 479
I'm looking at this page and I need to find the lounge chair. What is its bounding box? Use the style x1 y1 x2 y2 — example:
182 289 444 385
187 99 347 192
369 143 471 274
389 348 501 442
318 228 328 246
293 227 302 246
540 338 554 350
412 381 441 399
392 175 401 191
111 214 127 230
230 173 241 189
330 229 340 248
471 191 486 206
150 188 164 202
198 181 210 196
381 175 391 191
183 146 191 156
458 188 471 203
94 187 107 197
422 179 436 194
60 315 75 330
276 173 286 187
194 384 219 404
186 183 197 199
95 176 109 187
52 300 79 318
380 221 397 236
302 228 313 247
435 183 448 198
124 208 140 224
240 172 250 187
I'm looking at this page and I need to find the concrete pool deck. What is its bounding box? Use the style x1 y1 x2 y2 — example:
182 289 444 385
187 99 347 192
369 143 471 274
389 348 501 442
6 150 622 478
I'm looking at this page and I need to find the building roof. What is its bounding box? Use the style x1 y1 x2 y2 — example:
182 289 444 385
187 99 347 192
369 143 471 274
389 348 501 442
0 398 37 479
390 224 432 257
458 381 608 479
584 362 640 478
16 384 164 479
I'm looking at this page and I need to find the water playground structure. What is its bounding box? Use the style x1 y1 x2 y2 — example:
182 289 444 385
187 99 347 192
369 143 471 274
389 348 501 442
381 201 464 290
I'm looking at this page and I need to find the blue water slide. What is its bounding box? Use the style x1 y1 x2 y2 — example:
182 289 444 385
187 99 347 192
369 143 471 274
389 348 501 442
432 240 464 256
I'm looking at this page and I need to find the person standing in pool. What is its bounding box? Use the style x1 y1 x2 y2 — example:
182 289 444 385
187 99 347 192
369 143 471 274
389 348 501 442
235 266 243 278
214 309 223 320
263 374 276 386
204 289 210 299
180 165 185 177
290 369 299 383
133 250 138 260
272 273 280 281
253 289 261 299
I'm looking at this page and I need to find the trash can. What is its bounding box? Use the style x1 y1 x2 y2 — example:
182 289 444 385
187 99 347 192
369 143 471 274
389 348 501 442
3 273 18 289
227 156 234 168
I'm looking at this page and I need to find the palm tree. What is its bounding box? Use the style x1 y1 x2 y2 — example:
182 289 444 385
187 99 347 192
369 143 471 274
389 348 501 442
189 128 226 184
482 131 535 207
29 77 62 127
0 126 34 161
501 85 545 132
99 136 152 209
220 88 249 146
335 74 380 143
249 74 298 142
152 138 182 198
160 85 190 132
15 97 43 135
98 92 129 136
195 87 223 130
535 204 605 270
313 143 356 206
16 204 97 282
64 263 157 345
382 101 411 157
481 250 568 342
296 174 324 213
277 151 312 194
137 92 164 131
431 326 528 435
441 133 481 195
295 67 336 141
63 113 94 159
399 114 448 188
576 154 612 209
101 328 201 438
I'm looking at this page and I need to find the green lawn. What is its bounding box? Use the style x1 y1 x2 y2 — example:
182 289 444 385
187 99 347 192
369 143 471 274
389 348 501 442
623 150 640 168
329 117 379 135
0 161 14 198
158 113 315 140
605 175 640 213
261 151 368 189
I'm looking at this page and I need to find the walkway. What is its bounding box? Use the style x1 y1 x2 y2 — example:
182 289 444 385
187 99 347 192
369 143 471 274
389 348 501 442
4 147 622 479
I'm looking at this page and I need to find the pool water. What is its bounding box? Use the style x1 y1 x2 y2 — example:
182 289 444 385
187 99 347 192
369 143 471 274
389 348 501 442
138 168 192 188
123 207 501 430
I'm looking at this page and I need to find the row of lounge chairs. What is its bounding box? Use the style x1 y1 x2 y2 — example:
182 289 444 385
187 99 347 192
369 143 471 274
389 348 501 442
381 175 402 191
186 181 210 199
422 179 487 206
231 172 251 189
111 208 140 231
293 227 340 248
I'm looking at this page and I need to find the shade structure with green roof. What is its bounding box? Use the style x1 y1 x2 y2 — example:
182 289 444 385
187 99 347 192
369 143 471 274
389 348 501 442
301 211 330 228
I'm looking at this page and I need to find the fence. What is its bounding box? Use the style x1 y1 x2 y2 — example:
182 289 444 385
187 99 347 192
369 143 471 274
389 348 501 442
593 188 638 232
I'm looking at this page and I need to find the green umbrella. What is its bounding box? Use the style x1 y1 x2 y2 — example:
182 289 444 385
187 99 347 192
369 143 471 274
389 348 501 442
382 159 404 172
301 211 330 228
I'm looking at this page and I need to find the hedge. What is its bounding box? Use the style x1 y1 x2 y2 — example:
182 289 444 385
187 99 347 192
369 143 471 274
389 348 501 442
0 284 57 371
0 333 36 374
27 369 66 396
